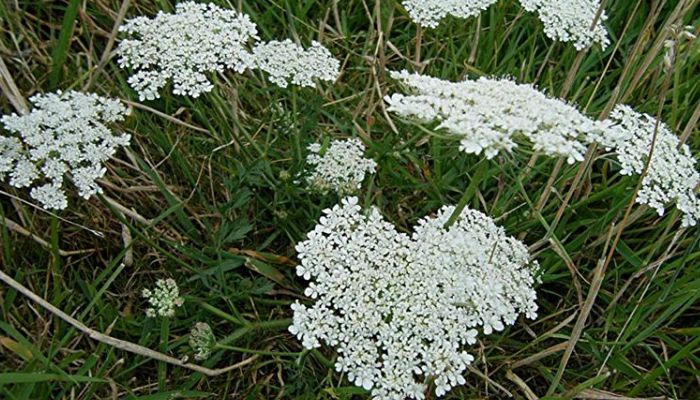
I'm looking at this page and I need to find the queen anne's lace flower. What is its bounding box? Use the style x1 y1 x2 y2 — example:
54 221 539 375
253 40 340 88
402 0 608 49
117 1 259 100
142 278 184 318
305 138 377 195
387 69 700 226
385 70 609 163
520 0 609 50
402 0 497 28
1 91 131 210
606 105 700 227
290 197 539 399
118 2 340 100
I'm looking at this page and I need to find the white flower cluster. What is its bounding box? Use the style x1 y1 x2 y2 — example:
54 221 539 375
305 138 377 195
118 1 258 100
290 197 538 399
520 0 609 50
118 2 340 100
142 278 184 318
606 105 700 227
387 70 700 226
0 91 131 210
402 0 497 29
253 40 341 88
189 322 216 361
385 70 608 163
402 0 608 49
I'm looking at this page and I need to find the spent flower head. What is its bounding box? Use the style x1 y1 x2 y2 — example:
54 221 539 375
290 197 539 399
142 278 184 318
385 70 608 163
1 91 131 210
663 24 696 73
117 1 259 100
253 40 340 88
305 138 377 195
189 322 216 361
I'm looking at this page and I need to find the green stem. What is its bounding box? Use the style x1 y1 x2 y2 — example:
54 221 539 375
311 349 335 369
218 318 292 346
196 300 246 326
216 344 299 357
444 160 487 229
252 297 293 306
158 318 170 390
49 215 62 297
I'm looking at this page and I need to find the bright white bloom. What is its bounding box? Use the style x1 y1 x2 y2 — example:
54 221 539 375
606 105 700 227
118 2 341 100
387 69 700 227
305 138 377 195
142 278 184 318
290 197 539 399
1 91 131 210
402 0 608 49
30 183 68 211
117 1 259 100
189 322 216 361
520 0 609 50
385 70 608 163
253 40 340 88
402 0 497 29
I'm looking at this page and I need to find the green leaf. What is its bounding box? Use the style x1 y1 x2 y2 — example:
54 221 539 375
124 390 212 400
188 258 244 283
0 337 32 361
218 218 253 245
49 0 81 89
244 258 290 289
0 373 106 384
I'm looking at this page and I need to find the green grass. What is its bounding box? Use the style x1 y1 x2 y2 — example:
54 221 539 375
0 0 699 399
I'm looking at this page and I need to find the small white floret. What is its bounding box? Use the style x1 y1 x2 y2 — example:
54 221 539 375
304 138 377 195
142 278 184 318
253 40 340 88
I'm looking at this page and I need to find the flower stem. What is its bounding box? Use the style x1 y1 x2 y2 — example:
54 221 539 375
218 318 292 346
